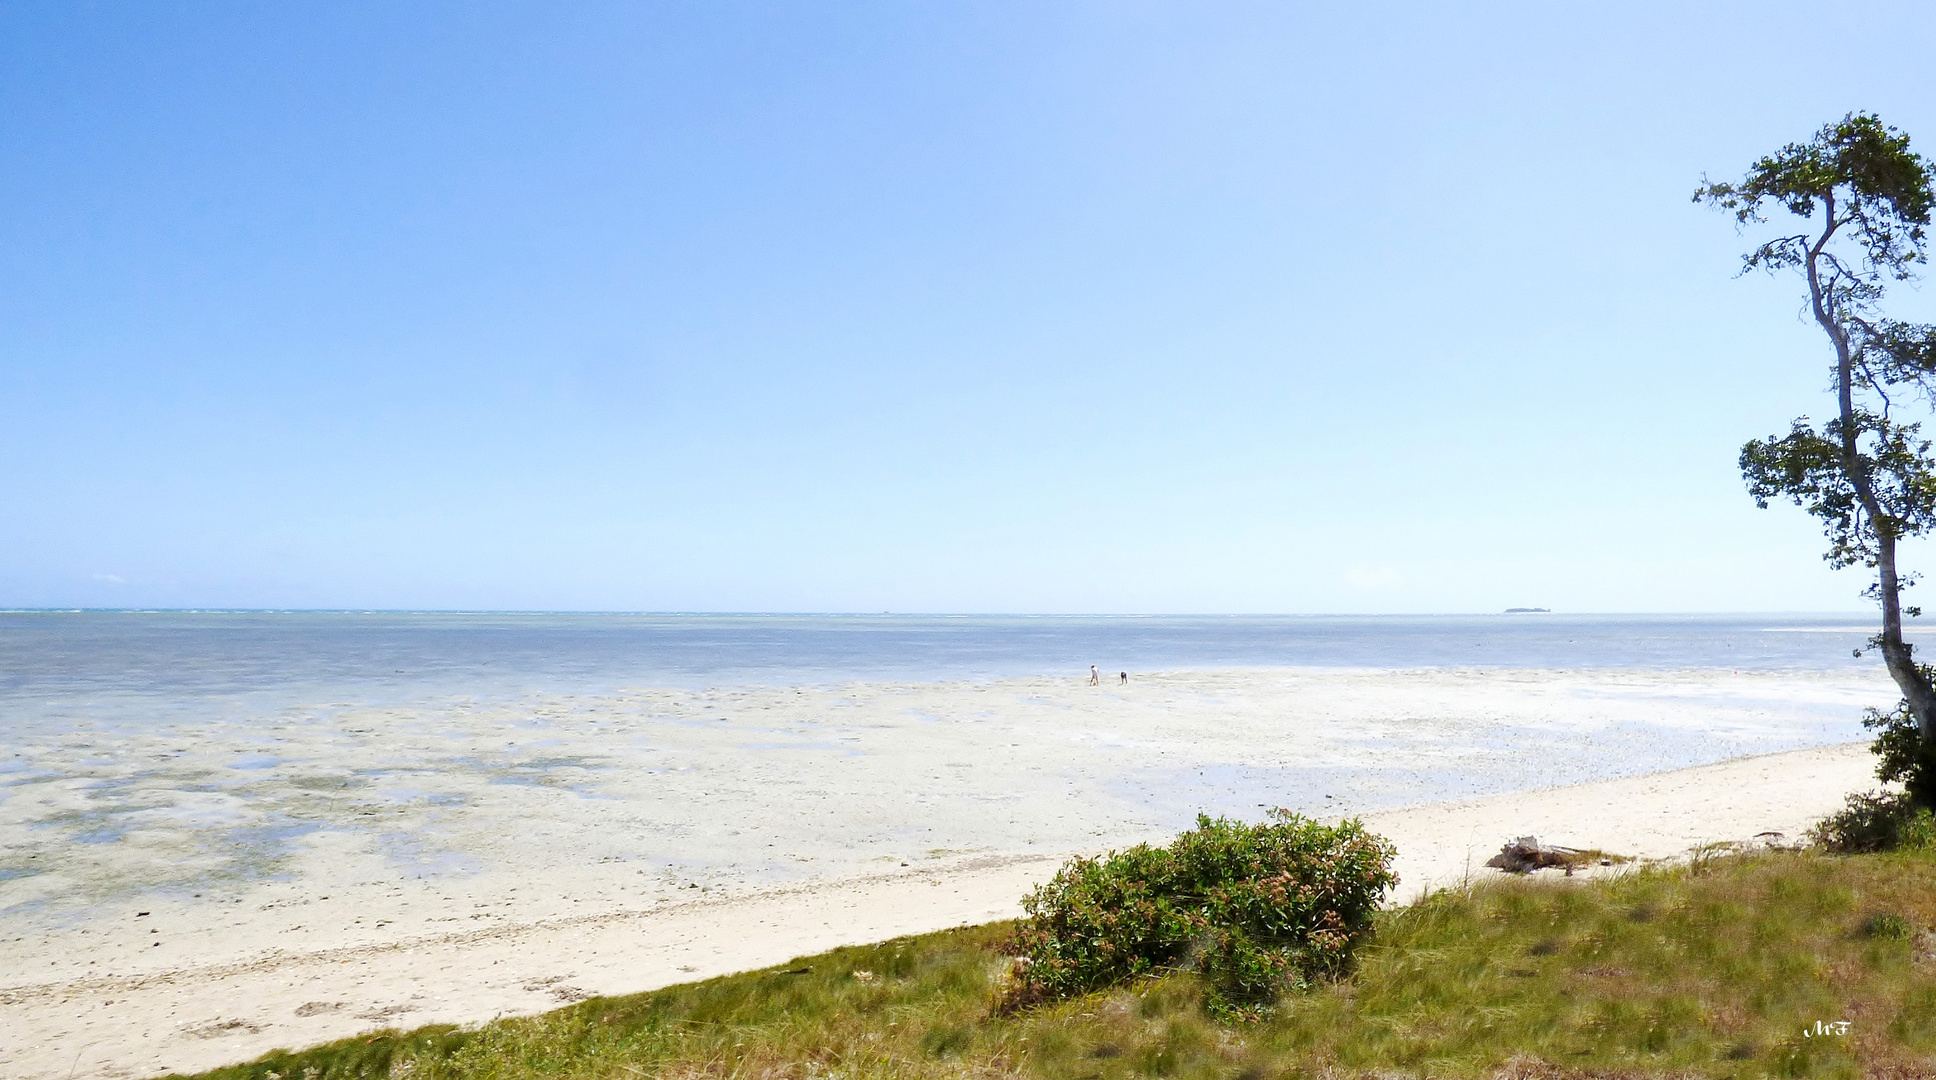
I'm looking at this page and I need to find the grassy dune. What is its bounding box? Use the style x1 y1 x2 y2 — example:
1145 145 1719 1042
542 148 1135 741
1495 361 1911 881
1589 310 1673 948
166 847 1936 1080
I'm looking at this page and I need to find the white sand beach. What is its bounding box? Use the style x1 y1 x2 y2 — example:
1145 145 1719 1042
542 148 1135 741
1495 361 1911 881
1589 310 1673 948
0 666 1897 1080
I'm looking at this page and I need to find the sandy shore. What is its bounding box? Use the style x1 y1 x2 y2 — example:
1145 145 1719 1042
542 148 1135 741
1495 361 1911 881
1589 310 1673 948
0 666 1893 1079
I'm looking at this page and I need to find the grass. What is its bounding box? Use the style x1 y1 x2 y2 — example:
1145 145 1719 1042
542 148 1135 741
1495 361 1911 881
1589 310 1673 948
162 847 1936 1080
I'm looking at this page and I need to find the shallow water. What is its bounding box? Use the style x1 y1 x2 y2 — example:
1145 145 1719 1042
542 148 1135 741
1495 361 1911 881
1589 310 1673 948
0 612 1906 939
0 610 1899 733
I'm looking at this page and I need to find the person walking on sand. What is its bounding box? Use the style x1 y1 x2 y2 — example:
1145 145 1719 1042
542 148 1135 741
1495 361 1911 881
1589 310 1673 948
1090 665 1100 686
1119 671 1128 685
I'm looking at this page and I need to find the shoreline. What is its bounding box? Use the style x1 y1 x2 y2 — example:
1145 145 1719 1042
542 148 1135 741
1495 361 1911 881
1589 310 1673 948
2 739 1882 1080
5 665 1885 952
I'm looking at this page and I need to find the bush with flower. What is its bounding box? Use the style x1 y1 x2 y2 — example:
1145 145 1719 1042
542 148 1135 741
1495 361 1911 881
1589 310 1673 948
1006 810 1396 1019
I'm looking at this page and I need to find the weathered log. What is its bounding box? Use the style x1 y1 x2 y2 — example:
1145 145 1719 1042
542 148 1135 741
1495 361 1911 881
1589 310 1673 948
1484 835 1586 874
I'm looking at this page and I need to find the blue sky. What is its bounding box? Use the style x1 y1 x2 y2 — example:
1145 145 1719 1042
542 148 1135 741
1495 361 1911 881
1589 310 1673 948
4 2 1935 613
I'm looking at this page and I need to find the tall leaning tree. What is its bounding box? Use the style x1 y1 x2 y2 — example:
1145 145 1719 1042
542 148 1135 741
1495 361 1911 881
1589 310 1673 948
1697 113 1936 805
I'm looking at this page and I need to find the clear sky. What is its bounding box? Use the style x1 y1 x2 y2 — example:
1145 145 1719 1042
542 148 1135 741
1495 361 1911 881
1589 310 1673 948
4 2 1935 613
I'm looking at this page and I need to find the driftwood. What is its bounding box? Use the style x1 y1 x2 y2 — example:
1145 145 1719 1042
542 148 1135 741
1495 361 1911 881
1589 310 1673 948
1485 836 1585 875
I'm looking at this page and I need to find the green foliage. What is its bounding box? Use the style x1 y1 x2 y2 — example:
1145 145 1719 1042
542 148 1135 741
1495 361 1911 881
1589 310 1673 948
1696 112 1930 285
1863 689 1936 808
166 847 1936 1080
1739 412 1936 572
1701 114 1936 572
1005 811 1396 1018
1810 789 1936 853
1863 911 1915 941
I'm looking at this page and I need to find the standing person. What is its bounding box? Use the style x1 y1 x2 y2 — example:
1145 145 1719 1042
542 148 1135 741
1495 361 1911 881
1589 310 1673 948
1089 665 1100 686
1119 671 1128 685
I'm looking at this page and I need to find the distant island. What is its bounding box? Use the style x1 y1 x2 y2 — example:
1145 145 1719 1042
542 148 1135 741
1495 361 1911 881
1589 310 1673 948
1503 607 1551 614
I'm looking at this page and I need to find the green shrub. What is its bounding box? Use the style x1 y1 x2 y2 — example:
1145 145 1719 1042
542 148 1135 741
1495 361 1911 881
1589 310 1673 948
1810 789 1936 852
1006 811 1396 1019
1863 695 1936 806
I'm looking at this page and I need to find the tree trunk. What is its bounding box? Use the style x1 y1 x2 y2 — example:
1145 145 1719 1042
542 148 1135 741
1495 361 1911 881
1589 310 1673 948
1811 200 1936 744
1876 532 1936 741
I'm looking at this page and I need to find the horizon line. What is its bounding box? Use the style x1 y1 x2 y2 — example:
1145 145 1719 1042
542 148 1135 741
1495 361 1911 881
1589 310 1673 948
0 607 1886 618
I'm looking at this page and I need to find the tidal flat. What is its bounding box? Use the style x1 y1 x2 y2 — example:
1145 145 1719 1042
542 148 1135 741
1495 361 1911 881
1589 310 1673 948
0 664 1899 1079
0 665 1885 966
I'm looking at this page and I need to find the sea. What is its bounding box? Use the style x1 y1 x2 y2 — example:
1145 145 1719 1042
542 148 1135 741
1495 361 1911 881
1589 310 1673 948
0 611 1908 920
0 610 1907 739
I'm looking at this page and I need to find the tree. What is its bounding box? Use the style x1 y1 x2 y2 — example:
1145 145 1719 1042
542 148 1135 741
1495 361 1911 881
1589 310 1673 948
1697 113 1936 806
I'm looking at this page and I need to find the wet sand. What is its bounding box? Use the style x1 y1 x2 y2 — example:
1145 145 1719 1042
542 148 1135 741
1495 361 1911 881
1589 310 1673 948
0 666 1895 1079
